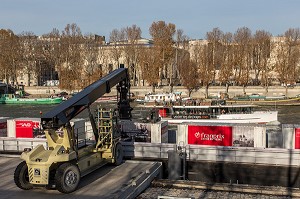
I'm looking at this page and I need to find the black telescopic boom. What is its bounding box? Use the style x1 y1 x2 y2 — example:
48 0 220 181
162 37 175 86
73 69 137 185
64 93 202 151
41 67 132 129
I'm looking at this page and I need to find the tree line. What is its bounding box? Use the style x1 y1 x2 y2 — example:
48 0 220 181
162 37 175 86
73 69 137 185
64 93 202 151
0 22 299 96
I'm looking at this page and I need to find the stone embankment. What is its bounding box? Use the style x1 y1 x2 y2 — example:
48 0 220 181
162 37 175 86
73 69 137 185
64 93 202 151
24 85 300 99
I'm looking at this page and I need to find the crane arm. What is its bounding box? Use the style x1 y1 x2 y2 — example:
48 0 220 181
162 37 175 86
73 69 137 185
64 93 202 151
41 67 131 129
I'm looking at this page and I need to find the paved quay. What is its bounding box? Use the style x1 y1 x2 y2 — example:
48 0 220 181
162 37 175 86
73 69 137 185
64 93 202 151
0 156 160 199
1 156 298 199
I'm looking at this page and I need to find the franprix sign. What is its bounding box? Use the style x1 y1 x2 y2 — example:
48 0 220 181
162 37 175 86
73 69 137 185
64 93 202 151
188 125 232 146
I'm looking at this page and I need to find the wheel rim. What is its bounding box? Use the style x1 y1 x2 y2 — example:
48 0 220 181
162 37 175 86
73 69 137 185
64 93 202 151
64 170 78 187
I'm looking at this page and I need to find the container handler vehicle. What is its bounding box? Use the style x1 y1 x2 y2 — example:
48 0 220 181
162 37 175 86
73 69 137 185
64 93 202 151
14 66 132 193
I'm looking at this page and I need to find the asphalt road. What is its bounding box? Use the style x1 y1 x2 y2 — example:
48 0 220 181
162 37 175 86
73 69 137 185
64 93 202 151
1 156 297 199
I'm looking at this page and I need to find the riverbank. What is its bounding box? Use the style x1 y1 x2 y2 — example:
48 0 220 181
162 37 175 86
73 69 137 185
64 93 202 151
24 85 300 99
227 98 300 106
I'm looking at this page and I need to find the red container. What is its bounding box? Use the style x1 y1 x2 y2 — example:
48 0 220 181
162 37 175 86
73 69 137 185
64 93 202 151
295 128 300 149
15 120 40 138
188 125 233 146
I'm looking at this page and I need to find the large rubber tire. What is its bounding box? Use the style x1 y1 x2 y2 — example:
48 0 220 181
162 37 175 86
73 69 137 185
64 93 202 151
114 142 124 166
14 161 33 190
55 163 80 193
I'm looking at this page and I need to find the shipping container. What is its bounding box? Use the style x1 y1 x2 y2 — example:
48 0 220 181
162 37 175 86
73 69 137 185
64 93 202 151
7 118 41 138
7 117 85 138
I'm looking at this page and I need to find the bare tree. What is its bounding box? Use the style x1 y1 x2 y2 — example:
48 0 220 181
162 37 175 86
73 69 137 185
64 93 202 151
139 46 160 92
40 28 64 83
0 29 21 85
275 28 300 94
173 29 189 89
123 25 142 86
82 33 101 86
252 30 272 92
109 28 125 68
18 31 39 86
219 32 234 93
190 41 214 97
179 59 199 97
97 45 109 75
59 23 84 91
233 27 252 94
149 21 176 86
198 45 214 97
206 28 223 84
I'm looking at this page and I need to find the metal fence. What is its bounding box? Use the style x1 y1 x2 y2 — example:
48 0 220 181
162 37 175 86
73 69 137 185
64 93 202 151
2 137 300 167
0 137 47 152
122 142 300 167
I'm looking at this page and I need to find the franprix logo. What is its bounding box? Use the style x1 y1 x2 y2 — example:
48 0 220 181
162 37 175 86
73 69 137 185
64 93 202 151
195 131 225 141
195 131 201 138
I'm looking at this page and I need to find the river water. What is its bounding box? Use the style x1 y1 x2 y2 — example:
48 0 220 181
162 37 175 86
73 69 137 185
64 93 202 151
0 102 300 124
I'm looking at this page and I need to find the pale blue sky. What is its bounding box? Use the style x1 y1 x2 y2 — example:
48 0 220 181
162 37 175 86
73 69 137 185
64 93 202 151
1 0 299 40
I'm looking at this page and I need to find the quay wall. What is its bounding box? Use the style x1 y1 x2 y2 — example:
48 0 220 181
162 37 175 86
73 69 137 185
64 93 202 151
24 85 300 98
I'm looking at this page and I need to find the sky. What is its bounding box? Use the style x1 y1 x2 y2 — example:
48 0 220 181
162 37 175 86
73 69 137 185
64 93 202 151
1 0 300 41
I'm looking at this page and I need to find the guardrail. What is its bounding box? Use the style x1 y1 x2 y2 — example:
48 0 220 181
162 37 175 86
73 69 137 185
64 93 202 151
0 137 47 152
1 137 300 167
122 142 300 166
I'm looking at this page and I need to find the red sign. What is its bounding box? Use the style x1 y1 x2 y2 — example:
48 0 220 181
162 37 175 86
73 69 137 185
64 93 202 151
295 128 300 149
159 109 167 118
188 125 232 146
15 120 40 138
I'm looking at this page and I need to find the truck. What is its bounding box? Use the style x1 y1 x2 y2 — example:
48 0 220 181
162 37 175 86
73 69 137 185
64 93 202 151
14 66 132 193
